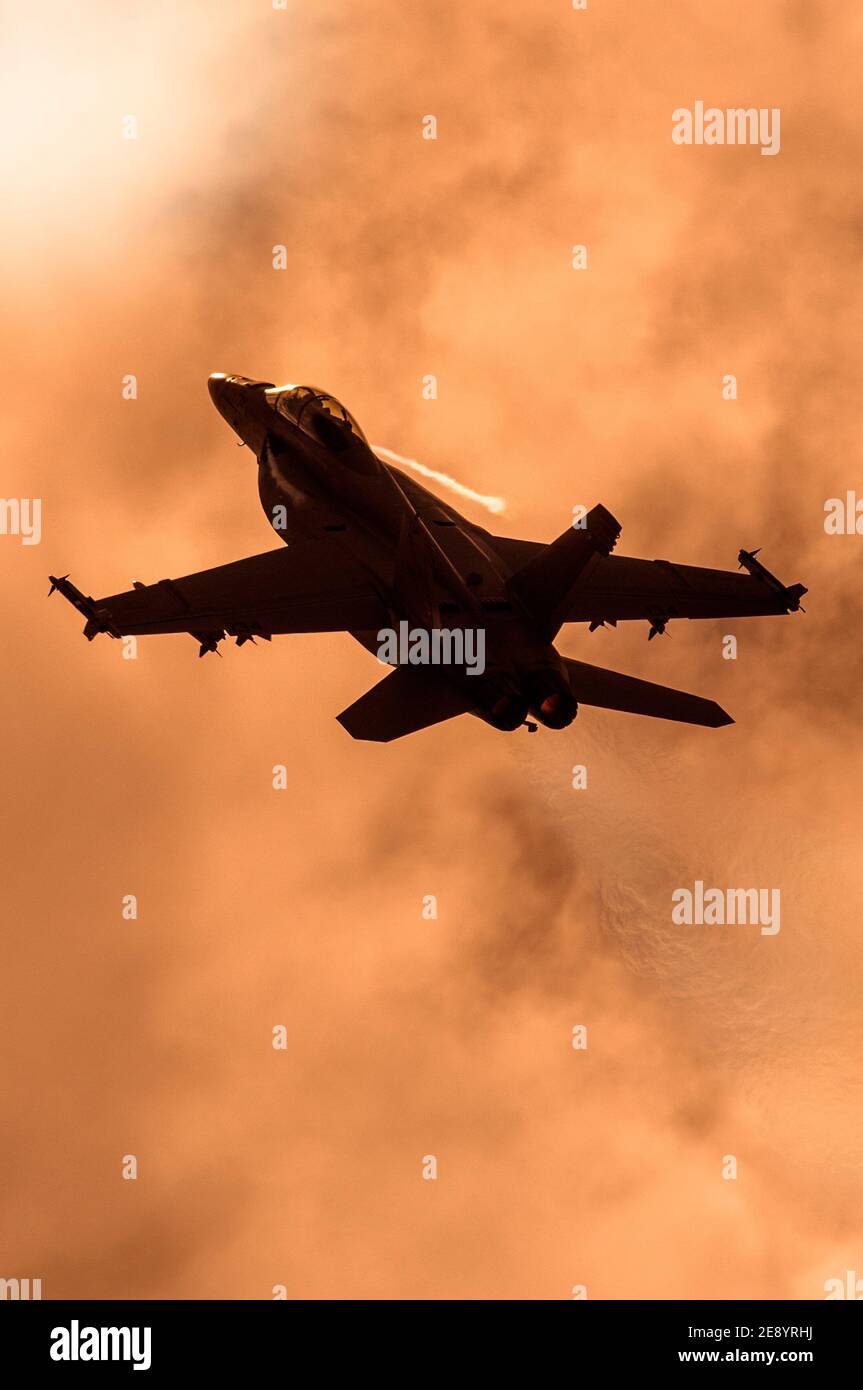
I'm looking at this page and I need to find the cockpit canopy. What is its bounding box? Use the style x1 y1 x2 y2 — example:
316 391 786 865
263 384 367 452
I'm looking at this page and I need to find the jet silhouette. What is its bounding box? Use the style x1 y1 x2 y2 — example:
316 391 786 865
49 375 807 741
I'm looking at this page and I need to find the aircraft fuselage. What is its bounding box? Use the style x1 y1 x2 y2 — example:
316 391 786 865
207 374 577 731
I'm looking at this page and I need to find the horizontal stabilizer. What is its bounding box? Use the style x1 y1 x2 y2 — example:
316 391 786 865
507 504 621 638
563 657 733 727
337 665 472 742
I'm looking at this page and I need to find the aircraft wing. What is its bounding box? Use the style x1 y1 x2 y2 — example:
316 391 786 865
561 552 806 625
49 541 390 653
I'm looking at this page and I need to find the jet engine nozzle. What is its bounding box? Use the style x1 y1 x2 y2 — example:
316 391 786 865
525 672 579 729
483 689 530 731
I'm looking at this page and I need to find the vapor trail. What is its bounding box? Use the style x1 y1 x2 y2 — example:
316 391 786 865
371 444 506 515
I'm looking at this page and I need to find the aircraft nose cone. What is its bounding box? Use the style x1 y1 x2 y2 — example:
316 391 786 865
208 372 229 404
208 373 244 429
209 372 275 404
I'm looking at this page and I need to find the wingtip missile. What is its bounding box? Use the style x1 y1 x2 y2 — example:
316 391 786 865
737 550 807 612
737 547 762 570
47 574 120 638
738 547 780 585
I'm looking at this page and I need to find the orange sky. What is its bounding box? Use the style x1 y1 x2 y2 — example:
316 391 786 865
1 0 862 1299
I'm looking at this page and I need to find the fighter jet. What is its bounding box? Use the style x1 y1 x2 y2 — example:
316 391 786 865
49 375 807 741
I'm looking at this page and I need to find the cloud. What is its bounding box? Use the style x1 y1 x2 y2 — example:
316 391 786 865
1 0 860 1300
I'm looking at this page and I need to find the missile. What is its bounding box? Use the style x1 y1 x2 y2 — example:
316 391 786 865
47 575 120 638
193 632 222 657
737 549 808 610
